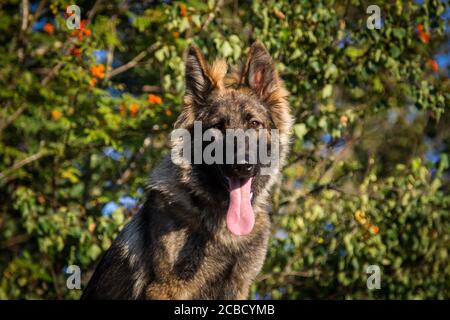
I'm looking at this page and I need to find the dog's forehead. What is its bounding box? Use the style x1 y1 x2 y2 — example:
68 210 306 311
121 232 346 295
212 90 266 114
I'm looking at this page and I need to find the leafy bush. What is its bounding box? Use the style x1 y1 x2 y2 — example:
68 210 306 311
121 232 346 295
0 0 448 299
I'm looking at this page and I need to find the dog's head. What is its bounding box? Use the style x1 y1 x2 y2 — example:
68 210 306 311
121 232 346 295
173 42 292 236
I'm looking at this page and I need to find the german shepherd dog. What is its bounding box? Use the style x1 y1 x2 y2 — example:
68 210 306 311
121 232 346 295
82 41 293 299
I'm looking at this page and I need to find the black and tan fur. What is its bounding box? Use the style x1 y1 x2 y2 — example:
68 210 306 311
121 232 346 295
81 41 293 300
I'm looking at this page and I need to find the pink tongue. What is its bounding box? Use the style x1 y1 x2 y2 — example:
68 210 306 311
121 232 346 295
226 177 255 236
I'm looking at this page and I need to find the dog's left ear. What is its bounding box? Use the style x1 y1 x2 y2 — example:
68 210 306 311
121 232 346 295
185 45 217 105
241 41 280 100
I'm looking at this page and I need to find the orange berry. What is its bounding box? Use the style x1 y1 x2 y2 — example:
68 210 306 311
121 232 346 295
419 31 430 43
43 23 54 34
165 109 173 117
172 31 180 39
90 64 105 79
64 10 73 19
71 20 91 40
51 110 62 120
427 59 439 73
89 78 97 87
273 9 285 20
147 94 162 104
371 225 379 235
70 47 81 57
416 24 424 32
180 3 187 17
129 103 139 116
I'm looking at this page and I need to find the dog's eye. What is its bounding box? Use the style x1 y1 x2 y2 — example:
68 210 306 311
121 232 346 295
249 119 262 129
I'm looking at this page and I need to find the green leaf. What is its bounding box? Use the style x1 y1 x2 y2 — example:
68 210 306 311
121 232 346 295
221 41 233 58
88 244 102 260
345 46 367 59
293 123 308 140
322 84 333 99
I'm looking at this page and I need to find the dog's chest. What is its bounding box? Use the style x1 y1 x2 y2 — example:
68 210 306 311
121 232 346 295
173 222 269 297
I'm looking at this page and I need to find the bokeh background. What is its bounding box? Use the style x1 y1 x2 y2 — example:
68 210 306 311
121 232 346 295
0 0 449 299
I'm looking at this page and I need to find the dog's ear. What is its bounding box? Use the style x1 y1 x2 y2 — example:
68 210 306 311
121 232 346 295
241 41 280 100
185 45 214 104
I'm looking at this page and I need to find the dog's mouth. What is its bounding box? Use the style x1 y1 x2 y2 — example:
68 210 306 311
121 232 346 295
225 177 254 236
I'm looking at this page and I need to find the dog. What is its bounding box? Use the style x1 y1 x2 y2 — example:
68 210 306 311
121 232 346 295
81 41 293 299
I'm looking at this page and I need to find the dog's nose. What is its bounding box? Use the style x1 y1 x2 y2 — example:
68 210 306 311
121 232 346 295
232 163 255 177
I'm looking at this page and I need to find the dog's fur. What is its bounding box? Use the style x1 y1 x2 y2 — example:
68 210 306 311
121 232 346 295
81 42 293 300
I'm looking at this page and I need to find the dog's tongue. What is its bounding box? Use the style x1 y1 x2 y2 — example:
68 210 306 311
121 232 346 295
226 177 254 236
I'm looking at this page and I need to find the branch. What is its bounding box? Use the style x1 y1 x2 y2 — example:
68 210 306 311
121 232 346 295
87 0 102 24
106 43 159 80
26 0 47 33
0 234 30 250
0 105 26 136
41 61 63 86
45 255 62 300
0 59 64 135
105 42 115 80
115 136 152 186
0 151 46 182
142 85 162 93
104 16 117 80
200 0 225 31
286 151 316 167
21 0 29 32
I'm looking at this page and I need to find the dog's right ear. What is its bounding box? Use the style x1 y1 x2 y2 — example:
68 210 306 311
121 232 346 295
185 45 214 105
240 41 280 101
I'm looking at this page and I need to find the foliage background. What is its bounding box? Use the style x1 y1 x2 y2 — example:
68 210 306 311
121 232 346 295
0 0 449 299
